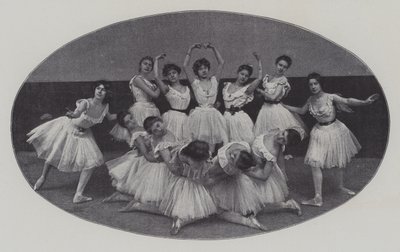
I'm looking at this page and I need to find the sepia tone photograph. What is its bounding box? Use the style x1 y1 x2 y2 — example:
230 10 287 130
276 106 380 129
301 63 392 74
2 1 400 251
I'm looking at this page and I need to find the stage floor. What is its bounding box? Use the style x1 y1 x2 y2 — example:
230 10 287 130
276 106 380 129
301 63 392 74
15 151 381 239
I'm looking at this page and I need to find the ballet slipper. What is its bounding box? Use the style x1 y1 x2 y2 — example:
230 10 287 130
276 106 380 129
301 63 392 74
339 187 356 195
170 218 182 235
73 194 93 204
102 192 133 203
33 176 45 191
249 216 268 231
286 199 302 216
118 200 139 212
301 196 323 207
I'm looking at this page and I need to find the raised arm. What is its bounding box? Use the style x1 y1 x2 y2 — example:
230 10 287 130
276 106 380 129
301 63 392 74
331 93 379 107
205 42 225 81
245 52 263 95
154 53 169 94
183 43 202 85
131 76 160 99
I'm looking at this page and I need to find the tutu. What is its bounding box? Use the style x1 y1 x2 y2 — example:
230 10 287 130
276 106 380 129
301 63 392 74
305 120 361 169
224 111 254 144
188 107 228 144
162 110 190 141
129 161 172 205
254 103 306 137
128 102 160 127
210 173 264 215
160 176 217 221
27 116 103 172
106 150 145 195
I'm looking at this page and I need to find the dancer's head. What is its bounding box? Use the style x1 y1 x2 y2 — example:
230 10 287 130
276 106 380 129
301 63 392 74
236 64 253 85
139 56 154 73
232 150 256 171
162 63 182 84
143 116 166 136
181 140 210 162
274 55 292 76
192 58 211 79
116 111 136 131
92 80 112 104
276 128 302 146
307 72 323 95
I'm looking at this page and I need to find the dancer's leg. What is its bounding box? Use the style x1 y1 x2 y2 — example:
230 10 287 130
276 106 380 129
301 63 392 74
103 191 134 203
301 166 323 207
73 168 95 203
218 211 267 231
34 162 52 191
336 169 355 195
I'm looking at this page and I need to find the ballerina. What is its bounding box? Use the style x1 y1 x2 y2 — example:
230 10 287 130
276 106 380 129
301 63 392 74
222 52 262 143
27 81 116 203
283 72 379 206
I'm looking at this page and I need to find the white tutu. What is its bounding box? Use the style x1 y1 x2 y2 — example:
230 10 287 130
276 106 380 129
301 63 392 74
162 110 190 141
106 150 145 195
159 176 217 221
224 111 254 144
27 116 103 172
129 161 172 205
253 166 289 205
305 120 361 169
210 173 264 215
128 102 160 127
188 107 228 144
254 103 306 137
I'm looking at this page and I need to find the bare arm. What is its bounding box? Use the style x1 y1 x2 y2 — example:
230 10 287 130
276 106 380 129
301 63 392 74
132 76 160 99
245 162 274 181
282 101 309 115
65 101 87 118
183 43 202 85
205 42 225 81
245 52 263 95
105 112 117 121
154 53 170 94
331 93 379 107
255 84 284 101
134 136 159 162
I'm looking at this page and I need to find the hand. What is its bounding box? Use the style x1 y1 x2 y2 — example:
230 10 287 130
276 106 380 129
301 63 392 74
255 88 264 93
253 52 260 61
65 111 74 118
191 43 202 50
203 42 214 49
366 93 380 104
155 53 166 60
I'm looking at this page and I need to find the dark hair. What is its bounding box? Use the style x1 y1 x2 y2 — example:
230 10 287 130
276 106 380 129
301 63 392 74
192 58 211 76
275 55 292 68
116 111 130 129
162 63 182 77
237 64 253 76
181 140 210 161
92 80 112 104
307 72 324 89
286 128 302 146
143 116 163 134
236 150 256 171
139 56 154 72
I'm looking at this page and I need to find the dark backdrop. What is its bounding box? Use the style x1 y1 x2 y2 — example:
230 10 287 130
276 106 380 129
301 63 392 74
12 75 389 158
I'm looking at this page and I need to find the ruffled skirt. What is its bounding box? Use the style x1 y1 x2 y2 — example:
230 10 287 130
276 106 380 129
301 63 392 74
305 120 361 169
27 116 103 172
188 107 228 144
129 160 172 205
224 111 254 144
209 173 264 215
128 102 160 127
106 150 145 195
253 166 289 205
159 176 218 221
254 103 306 137
162 110 190 141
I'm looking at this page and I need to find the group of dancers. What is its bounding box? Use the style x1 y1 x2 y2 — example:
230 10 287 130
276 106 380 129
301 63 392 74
26 42 379 234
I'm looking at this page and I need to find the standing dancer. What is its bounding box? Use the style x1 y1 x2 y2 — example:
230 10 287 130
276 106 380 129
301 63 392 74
110 56 160 141
183 42 228 154
222 52 262 143
154 53 191 141
27 81 116 203
283 72 379 206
